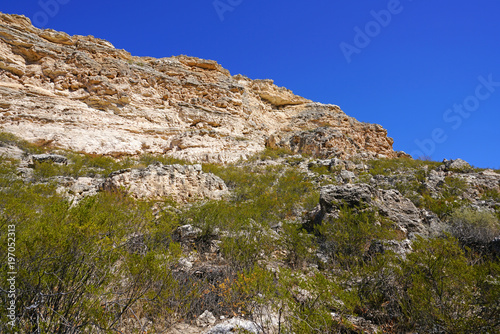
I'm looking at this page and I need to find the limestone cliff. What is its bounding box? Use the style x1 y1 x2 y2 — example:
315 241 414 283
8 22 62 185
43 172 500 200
0 13 401 163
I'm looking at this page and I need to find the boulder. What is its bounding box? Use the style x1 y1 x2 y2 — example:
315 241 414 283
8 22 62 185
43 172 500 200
102 163 228 202
443 158 472 172
173 224 203 242
196 310 216 327
374 189 427 236
320 184 373 211
340 170 356 183
203 318 260 334
31 153 68 165
319 183 443 238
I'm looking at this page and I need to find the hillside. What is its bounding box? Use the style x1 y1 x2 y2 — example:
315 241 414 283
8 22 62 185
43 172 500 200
0 12 499 334
0 13 401 163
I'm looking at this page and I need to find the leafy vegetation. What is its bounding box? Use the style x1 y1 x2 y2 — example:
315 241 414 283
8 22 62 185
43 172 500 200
0 145 498 333
315 206 396 270
0 131 44 154
366 157 441 177
449 207 500 250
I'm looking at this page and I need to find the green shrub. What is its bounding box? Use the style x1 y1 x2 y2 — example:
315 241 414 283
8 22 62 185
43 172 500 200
202 164 318 224
352 251 402 325
367 158 440 177
280 222 316 269
315 206 396 270
0 183 184 333
481 187 500 202
0 131 44 154
221 223 275 271
30 152 193 181
250 147 295 161
442 176 468 197
138 153 188 166
420 193 463 219
399 236 495 333
449 207 500 249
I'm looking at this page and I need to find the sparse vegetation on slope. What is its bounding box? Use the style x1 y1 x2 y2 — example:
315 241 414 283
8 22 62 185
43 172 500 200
0 143 499 333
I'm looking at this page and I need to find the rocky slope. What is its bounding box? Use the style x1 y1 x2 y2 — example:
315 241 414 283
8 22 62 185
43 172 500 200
2 140 498 333
1 11 499 334
0 12 401 163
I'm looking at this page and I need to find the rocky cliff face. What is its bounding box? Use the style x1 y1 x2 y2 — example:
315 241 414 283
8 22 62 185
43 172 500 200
0 13 401 163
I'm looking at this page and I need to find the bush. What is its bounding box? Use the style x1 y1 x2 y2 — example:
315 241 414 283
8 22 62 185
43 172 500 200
0 131 44 154
481 187 500 202
220 222 275 271
420 193 463 219
0 184 183 333
442 176 468 198
315 206 396 270
249 147 295 161
449 207 500 249
398 236 497 333
280 221 316 269
367 158 440 177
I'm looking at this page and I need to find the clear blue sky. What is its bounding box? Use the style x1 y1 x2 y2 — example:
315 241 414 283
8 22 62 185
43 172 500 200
2 0 499 168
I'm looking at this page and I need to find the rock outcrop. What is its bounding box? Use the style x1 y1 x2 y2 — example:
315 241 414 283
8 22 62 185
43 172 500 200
320 183 445 238
102 163 228 202
0 13 399 163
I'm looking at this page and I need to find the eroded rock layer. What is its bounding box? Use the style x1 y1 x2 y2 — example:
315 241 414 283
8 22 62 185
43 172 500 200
0 13 399 162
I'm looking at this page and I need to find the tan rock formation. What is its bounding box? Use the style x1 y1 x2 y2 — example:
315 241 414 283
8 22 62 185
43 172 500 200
102 163 228 202
0 13 399 162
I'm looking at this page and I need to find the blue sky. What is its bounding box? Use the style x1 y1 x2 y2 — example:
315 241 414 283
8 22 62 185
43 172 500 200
2 0 499 168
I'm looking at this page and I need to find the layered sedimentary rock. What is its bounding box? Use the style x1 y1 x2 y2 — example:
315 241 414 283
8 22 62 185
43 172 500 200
319 183 445 238
0 13 400 163
103 163 228 202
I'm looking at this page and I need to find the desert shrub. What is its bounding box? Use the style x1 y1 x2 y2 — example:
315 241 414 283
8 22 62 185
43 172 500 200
278 270 358 333
0 131 44 154
420 193 463 219
202 164 318 223
221 221 275 271
187 165 320 270
353 251 402 325
442 176 468 197
31 152 138 179
231 266 358 333
220 265 278 318
412 176 468 219
315 206 396 270
0 183 183 333
138 153 188 166
308 164 332 175
481 187 500 202
448 207 500 249
367 158 440 177
280 221 316 269
250 147 295 161
31 152 195 181
0 160 17 185
398 236 496 333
